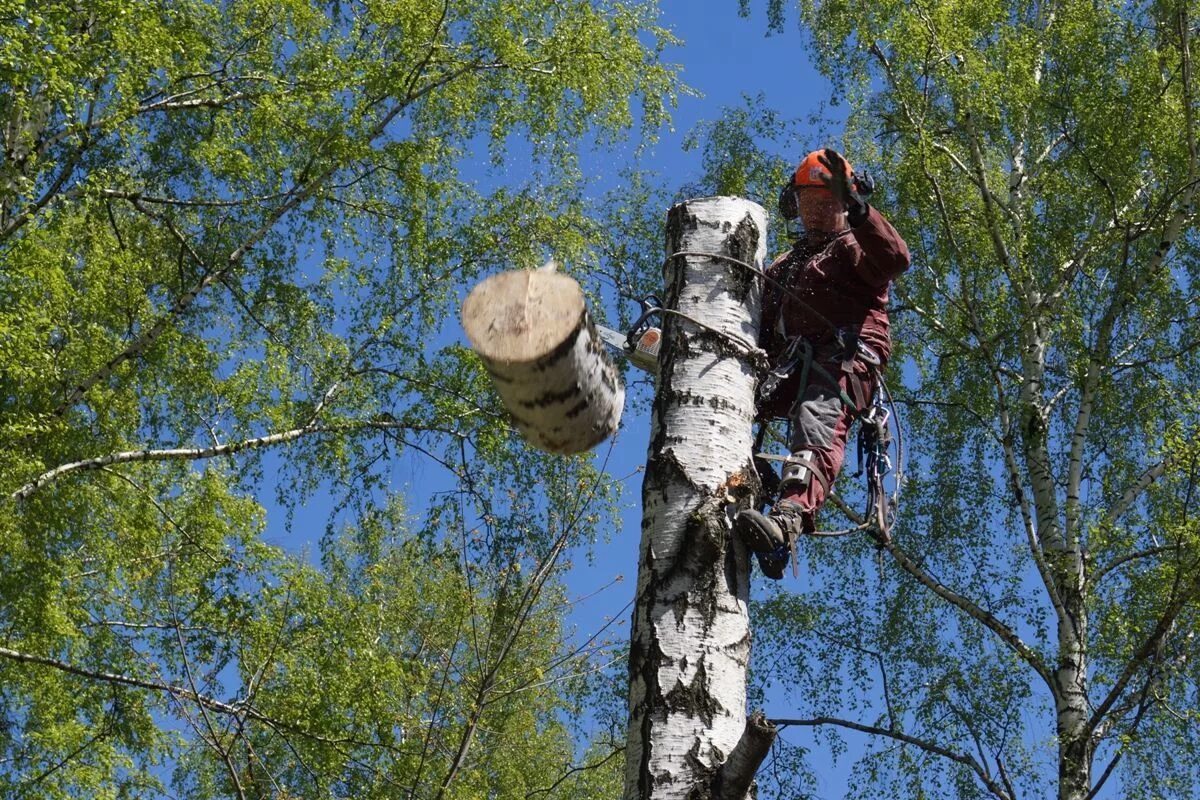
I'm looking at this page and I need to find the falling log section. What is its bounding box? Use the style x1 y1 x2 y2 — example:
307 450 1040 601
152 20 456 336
625 197 776 800
462 269 624 455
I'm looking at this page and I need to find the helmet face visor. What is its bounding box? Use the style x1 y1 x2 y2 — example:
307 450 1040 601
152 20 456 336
796 186 840 217
781 186 845 237
779 184 837 219
778 182 801 220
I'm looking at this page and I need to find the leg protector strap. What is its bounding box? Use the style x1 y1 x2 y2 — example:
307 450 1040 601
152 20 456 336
779 450 829 496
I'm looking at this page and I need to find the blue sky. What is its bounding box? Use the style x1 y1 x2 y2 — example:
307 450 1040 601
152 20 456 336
266 1 1007 796
548 1 862 794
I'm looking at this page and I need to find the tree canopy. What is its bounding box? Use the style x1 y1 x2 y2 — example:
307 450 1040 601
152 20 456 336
0 1 673 796
733 0 1200 798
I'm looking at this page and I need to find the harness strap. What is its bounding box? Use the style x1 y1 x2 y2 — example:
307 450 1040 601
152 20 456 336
761 332 880 418
805 358 864 415
804 460 830 496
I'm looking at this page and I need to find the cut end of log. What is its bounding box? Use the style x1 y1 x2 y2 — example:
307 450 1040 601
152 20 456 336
462 270 585 364
462 268 624 455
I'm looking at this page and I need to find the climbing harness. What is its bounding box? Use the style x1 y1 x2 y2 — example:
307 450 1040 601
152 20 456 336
661 249 907 545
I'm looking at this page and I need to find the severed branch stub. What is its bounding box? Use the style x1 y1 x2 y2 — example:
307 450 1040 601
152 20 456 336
462 268 624 454
714 711 778 800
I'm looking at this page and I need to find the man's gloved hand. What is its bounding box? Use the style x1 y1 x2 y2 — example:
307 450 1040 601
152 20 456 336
818 148 870 226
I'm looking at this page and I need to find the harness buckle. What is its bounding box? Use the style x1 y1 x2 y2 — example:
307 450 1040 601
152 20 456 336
758 336 810 401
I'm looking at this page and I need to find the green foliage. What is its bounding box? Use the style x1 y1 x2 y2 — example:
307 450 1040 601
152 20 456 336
739 0 1200 797
598 93 800 343
0 0 670 795
680 93 798 207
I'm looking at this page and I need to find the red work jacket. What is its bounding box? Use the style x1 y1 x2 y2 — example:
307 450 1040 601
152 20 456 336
758 205 910 418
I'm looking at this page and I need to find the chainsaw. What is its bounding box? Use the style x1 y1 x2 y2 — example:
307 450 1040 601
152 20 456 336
595 295 663 374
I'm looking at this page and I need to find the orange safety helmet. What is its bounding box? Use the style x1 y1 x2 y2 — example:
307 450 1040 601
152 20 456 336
791 149 854 190
780 149 865 221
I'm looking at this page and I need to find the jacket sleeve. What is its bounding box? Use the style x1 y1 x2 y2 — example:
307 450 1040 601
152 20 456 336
850 205 910 287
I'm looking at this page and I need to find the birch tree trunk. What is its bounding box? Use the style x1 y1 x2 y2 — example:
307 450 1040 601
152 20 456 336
625 197 772 800
462 269 624 454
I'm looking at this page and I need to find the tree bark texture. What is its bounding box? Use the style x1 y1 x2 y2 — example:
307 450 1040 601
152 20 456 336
625 197 768 800
1054 565 1092 800
462 269 624 454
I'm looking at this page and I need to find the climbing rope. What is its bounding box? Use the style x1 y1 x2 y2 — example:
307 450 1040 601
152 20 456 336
653 306 763 363
666 248 848 350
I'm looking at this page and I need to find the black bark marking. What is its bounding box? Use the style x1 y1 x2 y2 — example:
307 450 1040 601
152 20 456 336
663 388 753 417
563 397 590 419
724 212 762 301
484 365 516 384
629 631 671 799
584 313 622 394
664 657 723 727
530 319 585 372
689 329 756 361
656 496 730 627
644 447 703 496
518 384 583 409
724 520 742 600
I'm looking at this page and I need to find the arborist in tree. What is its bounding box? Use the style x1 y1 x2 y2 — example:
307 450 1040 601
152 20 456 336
734 149 910 579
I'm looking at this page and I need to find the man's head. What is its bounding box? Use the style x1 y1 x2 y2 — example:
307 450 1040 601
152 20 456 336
779 149 856 236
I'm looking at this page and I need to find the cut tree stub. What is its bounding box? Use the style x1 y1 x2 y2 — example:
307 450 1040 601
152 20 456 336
625 196 768 800
462 269 624 454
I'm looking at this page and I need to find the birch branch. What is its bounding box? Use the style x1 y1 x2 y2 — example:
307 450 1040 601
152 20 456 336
1112 331 1200 372
12 419 454 501
1042 188 1147 310
0 159 86 242
100 188 288 209
964 269 1063 619
39 73 277 154
960 112 1019 270
12 699 115 795
1102 460 1170 527
771 716 1011 800
139 92 249 113
49 228 219 418
885 540 1055 690
714 712 777 800
1064 313 1111 547
1086 571 1200 735
1090 545 1181 588
0 644 415 754
170 600 249 800
0 645 247 718
868 43 977 191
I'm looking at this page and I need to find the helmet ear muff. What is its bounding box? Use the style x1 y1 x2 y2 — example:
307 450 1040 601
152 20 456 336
852 170 875 198
778 182 801 220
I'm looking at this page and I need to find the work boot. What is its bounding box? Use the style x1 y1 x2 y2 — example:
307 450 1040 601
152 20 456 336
733 501 809 580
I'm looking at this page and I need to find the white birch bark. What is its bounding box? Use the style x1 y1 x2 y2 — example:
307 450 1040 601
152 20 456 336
462 269 623 454
625 197 768 800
